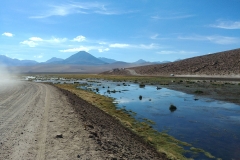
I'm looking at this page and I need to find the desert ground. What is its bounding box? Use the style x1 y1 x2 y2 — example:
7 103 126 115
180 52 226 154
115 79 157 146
0 81 166 160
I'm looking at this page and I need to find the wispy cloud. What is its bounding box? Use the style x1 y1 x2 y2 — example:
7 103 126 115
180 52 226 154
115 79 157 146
178 35 239 45
109 43 130 48
98 48 110 52
20 37 67 47
59 45 109 53
109 43 160 49
29 37 43 41
139 43 159 49
156 50 197 55
34 53 44 59
151 14 194 20
2 32 14 37
72 35 86 42
150 34 158 39
59 42 160 53
210 20 240 29
20 40 38 47
46 37 67 43
30 2 132 19
98 42 107 45
59 46 91 52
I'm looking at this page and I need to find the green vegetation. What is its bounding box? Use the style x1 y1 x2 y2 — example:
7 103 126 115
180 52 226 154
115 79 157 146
190 147 215 159
44 74 178 85
211 83 224 86
194 90 204 94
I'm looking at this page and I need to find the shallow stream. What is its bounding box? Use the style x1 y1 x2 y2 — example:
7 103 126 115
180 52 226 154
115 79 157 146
36 79 240 159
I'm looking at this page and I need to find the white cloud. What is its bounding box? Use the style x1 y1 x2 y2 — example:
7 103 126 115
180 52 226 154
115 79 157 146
59 46 91 52
30 2 130 19
34 53 44 59
29 37 43 41
151 14 194 20
178 35 239 45
109 43 130 48
156 50 197 55
20 40 38 47
2 32 14 37
98 48 109 52
109 43 160 49
46 37 67 43
59 45 110 53
139 43 159 49
206 36 239 45
73 35 86 42
99 42 107 45
20 37 67 47
210 20 240 29
150 34 158 39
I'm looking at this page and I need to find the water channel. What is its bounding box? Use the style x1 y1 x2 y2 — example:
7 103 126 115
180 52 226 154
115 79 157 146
37 79 240 159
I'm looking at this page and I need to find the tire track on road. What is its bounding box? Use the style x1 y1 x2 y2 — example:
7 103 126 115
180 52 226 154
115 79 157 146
0 83 41 142
36 84 50 160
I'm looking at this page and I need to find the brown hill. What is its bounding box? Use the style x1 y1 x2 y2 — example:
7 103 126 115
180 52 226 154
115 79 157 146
101 48 240 77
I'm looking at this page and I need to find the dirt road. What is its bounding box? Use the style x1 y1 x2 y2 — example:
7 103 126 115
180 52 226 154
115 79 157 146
0 81 166 160
0 81 105 160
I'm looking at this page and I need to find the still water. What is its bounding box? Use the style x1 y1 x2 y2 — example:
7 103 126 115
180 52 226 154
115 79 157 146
36 78 240 159
81 80 240 160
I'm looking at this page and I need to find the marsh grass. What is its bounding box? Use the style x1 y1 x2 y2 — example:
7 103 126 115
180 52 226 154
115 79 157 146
194 90 204 94
139 83 145 88
211 83 224 86
55 83 215 160
190 147 215 159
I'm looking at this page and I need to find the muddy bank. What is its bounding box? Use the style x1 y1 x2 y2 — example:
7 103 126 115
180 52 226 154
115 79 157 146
56 86 168 160
164 80 240 105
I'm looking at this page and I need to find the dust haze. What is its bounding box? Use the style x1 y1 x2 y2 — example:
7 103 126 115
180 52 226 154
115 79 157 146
0 65 19 87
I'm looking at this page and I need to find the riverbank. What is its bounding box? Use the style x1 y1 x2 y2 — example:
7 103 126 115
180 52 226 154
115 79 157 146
55 84 168 160
55 83 216 159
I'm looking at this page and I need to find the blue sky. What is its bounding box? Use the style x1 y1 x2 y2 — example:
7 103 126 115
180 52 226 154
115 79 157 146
1 0 240 62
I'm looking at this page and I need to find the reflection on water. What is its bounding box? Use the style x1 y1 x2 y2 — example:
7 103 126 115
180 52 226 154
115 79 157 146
85 80 240 160
37 79 240 159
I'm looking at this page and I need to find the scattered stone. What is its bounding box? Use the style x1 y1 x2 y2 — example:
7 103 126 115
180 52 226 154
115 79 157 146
90 131 98 137
56 133 63 138
86 124 94 129
169 104 177 112
89 135 94 138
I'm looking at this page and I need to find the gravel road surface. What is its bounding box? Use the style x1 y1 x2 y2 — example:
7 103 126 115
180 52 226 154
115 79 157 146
0 81 166 160
0 82 106 160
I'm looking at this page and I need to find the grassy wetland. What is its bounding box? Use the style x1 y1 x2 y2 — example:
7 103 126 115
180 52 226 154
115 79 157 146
28 73 240 159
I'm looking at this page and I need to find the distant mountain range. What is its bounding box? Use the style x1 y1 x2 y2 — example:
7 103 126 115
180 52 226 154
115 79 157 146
0 51 169 66
0 55 38 66
45 57 64 63
98 57 117 63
